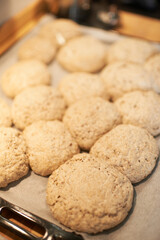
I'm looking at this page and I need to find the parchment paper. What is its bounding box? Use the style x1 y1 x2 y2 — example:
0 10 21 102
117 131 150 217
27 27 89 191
0 15 160 240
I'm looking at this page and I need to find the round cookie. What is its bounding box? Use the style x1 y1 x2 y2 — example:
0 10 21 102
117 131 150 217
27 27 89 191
106 38 157 64
115 90 160 136
63 97 121 150
0 98 12 127
39 18 81 47
18 36 56 64
12 86 66 130
47 153 133 233
144 53 160 93
100 61 153 101
59 72 109 106
1 60 51 98
90 124 159 183
57 35 107 73
0 127 29 188
23 120 79 176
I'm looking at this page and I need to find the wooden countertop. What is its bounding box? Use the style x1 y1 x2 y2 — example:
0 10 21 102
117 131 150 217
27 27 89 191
117 10 160 42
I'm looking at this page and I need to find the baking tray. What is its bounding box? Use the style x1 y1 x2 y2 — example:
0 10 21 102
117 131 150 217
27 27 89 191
0 14 160 240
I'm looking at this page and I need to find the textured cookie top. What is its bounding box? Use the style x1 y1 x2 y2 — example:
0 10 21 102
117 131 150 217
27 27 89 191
1 60 51 98
63 97 121 150
100 61 153 101
0 127 29 188
59 72 109 106
0 98 12 127
90 124 159 183
39 18 81 47
115 91 160 136
47 153 133 233
18 36 56 64
144 53 160 93
57 35 107 73
23 120 79 176
106 38 157 64
12 86 66 130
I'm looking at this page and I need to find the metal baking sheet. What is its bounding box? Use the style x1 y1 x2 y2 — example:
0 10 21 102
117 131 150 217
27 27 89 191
0 14 160 240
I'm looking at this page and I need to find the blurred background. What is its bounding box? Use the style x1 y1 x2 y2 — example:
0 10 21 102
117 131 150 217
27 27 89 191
55 0 160 29
0 0 160 28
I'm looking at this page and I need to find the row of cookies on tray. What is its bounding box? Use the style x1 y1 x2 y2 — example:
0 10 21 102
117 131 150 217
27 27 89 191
0 18 160 234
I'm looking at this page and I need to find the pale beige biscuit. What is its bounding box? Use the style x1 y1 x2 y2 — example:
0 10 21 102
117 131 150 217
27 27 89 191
57 36 107 73
18 36 56 64
63 97 121 150
115 91 160 136
39 18 81 47
100 61 153 101
0 98 12 127
106 38 157 64
144 53 160 93
47 153 133 233
23 120 79 176
90 124 158 183
58 72 109 106
0 127 29 188
1 60 51 98
12 86 66 130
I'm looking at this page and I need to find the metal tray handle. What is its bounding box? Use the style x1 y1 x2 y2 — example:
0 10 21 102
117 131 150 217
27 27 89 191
0 197 84 240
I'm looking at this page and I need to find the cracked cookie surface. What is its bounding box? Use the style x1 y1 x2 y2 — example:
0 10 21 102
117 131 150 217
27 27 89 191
47 153 133 233
115 91 160 136
0 127 29 188
63 97 121 150
23 120 79 176
12 85 66 130
90 124 159 183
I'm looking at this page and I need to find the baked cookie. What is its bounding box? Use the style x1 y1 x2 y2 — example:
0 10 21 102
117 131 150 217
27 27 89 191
0 127 29 188
106 38 157 64
18 36 56 64
115 91 160 136
12 86 66 130
57 36 107 73
1 60 51 98
39 18 81 47
63 97 121 150
23 120 79 176
90 124 159 183
47 153 133 233
100 61 153 101
144 53 160 93
59 72 109 106
0 98 12 127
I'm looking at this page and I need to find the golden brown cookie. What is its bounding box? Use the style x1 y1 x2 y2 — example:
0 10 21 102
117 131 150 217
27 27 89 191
106 38 157 64
63 97 121 150
115 91 160 136
12 86 66 130
18 36 56 64
47 153 133 233
23 120 79 176
0 127 29 188
39 18 81 47
57 36 107 73
59 72 109 106
90 124 159 183
0 98 12 127
144 53 160 93
100 61 153 101
1 60 51 98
